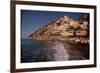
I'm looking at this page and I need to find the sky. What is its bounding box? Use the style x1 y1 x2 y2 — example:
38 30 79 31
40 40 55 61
21 10 89 38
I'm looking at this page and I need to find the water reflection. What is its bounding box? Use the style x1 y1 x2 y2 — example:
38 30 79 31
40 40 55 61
21 39 89 63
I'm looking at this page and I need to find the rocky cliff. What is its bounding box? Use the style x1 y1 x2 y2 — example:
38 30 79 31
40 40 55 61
28 15 89 43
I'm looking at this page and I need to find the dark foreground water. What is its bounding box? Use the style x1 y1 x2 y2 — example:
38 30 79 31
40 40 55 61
21 39 89 63
21 39 52 62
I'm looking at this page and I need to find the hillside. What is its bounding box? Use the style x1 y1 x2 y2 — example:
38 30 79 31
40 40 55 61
28 15 89 44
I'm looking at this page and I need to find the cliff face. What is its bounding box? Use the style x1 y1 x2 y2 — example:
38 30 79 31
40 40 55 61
28 15 89 43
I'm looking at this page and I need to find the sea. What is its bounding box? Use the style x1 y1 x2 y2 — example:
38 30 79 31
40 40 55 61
21 39 51 63
21 39 87 63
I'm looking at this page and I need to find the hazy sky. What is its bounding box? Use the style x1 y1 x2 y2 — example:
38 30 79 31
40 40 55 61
21 10 88 38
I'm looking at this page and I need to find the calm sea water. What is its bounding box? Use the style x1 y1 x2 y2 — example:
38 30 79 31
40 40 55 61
21 39 55 63
21 39 87 63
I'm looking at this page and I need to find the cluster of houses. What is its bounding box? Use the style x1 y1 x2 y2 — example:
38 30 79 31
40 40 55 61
50 16 89 43
29 15 89 44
